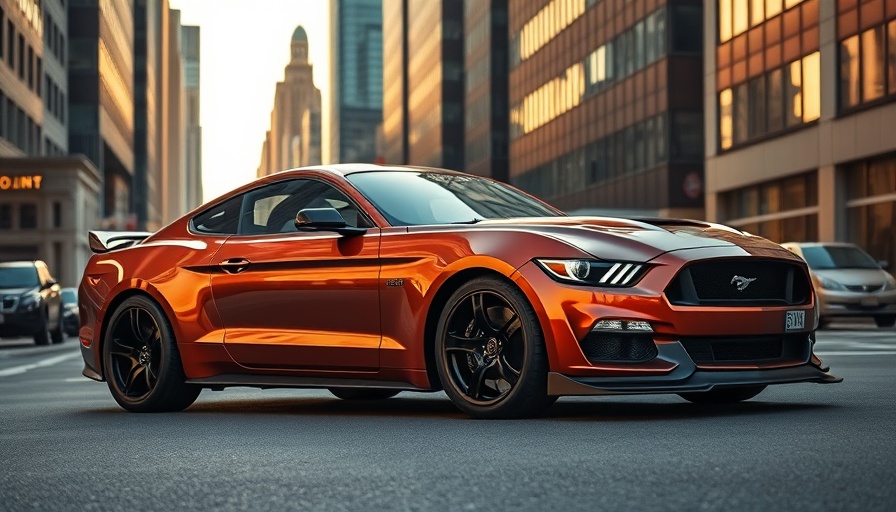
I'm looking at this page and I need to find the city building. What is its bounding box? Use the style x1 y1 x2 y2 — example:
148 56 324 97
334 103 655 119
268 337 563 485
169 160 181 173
134 0 164 230
704 0 896 265
464 0 509 181
381 0 465 169
68 0 135 228
181 24 201 213
257 26 322 177
507 0 704 217
329 0 383 164
1 1 101 284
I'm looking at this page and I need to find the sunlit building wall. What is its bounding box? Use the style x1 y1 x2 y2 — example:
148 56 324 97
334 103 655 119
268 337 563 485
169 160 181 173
381 0 408 164
181 24 201 208
68 0 135 227
160 7 186 225
464 0 509 181
134 0 163 230
257 26 322 177
330 0 383 164
507 0 705 216
705 0 896 266
382 0 465 169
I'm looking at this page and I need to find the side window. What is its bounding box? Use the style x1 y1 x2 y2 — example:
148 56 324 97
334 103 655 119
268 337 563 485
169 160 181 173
192 195 242 235
238 179 373 235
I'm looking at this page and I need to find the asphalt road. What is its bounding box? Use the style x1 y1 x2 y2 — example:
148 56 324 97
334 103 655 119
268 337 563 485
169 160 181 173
1 322 894 512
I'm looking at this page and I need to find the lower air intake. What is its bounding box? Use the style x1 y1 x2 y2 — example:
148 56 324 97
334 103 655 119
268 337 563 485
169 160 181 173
580 332 657 363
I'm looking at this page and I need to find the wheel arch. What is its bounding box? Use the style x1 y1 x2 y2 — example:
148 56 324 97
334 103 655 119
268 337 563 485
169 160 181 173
95 287 173 379
422 267 542 391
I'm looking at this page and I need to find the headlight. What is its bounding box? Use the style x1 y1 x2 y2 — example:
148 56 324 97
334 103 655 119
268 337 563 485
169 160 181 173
884 274 896 291
18 291 41 311
818 276 846 291
535 259 648 287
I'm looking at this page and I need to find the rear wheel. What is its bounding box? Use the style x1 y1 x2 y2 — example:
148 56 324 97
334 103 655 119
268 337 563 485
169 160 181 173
33 310 50 345
678 385 766 404
50 308 64 344
435 276 555 419
328 388 400 400
103 295 200 412
874 315 895 328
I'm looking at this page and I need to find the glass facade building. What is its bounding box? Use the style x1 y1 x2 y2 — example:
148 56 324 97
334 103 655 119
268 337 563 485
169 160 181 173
330 0 383 164
705 0 896 267
507 0 705 216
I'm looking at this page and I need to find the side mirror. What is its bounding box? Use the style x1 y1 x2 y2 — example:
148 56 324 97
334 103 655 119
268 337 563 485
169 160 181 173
878 260 889 270
295 208 367 237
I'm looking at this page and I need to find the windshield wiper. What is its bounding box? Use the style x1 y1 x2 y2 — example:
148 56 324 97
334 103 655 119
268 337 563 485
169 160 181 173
451 218 484 224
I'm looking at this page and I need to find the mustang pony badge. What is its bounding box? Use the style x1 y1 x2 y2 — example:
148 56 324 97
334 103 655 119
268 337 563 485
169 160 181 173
730 275 757 291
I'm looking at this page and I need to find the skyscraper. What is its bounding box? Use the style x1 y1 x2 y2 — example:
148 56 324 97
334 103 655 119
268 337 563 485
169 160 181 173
330 0 382 164
257 26 322 177
381 0 464 169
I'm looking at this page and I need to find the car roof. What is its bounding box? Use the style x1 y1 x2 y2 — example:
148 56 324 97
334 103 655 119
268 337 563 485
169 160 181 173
273 163 472 178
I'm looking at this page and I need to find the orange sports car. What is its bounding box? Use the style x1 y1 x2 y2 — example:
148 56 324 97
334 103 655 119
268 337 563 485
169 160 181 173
78 164 841 418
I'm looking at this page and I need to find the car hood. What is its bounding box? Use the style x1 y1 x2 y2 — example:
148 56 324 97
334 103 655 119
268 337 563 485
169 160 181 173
812 268 891 286
471 216 795 262
0 286 39 296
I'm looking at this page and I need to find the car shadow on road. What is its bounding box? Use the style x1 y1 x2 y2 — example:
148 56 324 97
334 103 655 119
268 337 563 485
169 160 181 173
78 393 839 422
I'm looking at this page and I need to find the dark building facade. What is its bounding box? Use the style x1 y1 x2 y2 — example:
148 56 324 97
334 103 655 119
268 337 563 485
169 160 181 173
68 0 135 226
134 0 162 230
330 0 383 164
705 0 896 266
464 0 509 181
382 0 465 169
507 0 704 216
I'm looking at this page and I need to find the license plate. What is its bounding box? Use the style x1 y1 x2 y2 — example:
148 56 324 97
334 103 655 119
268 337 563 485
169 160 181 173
785 310 805 331
861 296 880 307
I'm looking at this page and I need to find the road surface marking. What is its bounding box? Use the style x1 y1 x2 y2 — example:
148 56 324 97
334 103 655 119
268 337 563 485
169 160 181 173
816 351 896 356
0 352 81 377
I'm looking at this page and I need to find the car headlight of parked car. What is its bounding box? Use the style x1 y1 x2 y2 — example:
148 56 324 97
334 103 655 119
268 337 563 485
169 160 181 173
535 258 648 287
818 276 847 291
884 274 896 291
18 291 41 311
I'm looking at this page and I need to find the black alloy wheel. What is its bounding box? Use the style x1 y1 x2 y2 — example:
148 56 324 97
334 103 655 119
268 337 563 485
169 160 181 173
678 385 767 405
103 295 200 412
435 276 555 419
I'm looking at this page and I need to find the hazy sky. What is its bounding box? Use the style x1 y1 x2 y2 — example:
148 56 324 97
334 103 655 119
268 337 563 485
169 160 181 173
169 0 331 202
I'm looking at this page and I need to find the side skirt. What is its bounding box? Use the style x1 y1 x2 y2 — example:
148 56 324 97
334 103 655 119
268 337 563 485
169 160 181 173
186 374 424 391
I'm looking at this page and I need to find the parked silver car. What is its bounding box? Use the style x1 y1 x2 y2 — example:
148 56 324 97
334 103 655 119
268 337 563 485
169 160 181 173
781 242 896 327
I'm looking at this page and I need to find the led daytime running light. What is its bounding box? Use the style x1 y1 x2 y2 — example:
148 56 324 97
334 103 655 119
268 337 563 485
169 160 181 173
593 319 654 332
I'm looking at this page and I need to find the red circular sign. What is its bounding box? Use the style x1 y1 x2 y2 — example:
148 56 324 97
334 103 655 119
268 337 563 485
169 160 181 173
683 172 702 200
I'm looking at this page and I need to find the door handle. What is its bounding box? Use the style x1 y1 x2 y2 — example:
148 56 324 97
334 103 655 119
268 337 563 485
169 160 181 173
219 258 250 274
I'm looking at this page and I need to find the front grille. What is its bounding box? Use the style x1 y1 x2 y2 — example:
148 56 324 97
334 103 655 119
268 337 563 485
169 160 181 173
1 297 18 312
665 258 811 306
845 284 884 292
679 334 810 365
580 332 657 363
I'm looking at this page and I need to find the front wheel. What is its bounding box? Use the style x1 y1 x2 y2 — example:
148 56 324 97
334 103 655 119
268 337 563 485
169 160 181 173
678 385 766 404
103 295 200 412
435 276 555 419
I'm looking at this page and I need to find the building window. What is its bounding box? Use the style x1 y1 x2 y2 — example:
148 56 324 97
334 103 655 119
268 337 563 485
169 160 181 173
837 4 896 111
720 172 818 242
719 0 805 43
0 204 11 229
846 154 896 267
6 20 13 68
20 203 37 229
719 52 819 150
53 202 62 228
17 33 24 80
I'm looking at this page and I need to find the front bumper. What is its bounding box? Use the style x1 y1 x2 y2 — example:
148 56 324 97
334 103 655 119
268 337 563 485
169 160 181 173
547 341 841 396
0 309 42 337
817 289 896 318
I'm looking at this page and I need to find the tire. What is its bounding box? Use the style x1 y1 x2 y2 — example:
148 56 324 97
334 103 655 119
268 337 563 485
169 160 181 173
678 385 766 405
50 308 64 344
874 315 895 328
33 310 50 345
102 295 201 412
434 276 556 419
328 388 401 400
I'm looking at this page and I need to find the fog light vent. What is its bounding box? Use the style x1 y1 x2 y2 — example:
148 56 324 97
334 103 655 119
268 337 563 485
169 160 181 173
580 332 657 363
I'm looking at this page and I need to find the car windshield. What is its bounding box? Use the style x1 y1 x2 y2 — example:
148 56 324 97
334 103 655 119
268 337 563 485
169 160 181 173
0 266 39 288
801 245 880 270
61 289 77 304
346 171 563 226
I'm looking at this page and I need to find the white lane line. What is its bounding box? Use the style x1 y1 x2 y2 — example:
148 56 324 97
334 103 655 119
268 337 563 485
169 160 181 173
0 352 81 377
816 351 896 356
64 377 92 383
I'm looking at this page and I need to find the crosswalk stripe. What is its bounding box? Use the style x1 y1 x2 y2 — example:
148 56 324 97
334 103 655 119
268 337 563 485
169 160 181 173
0 353 81 377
